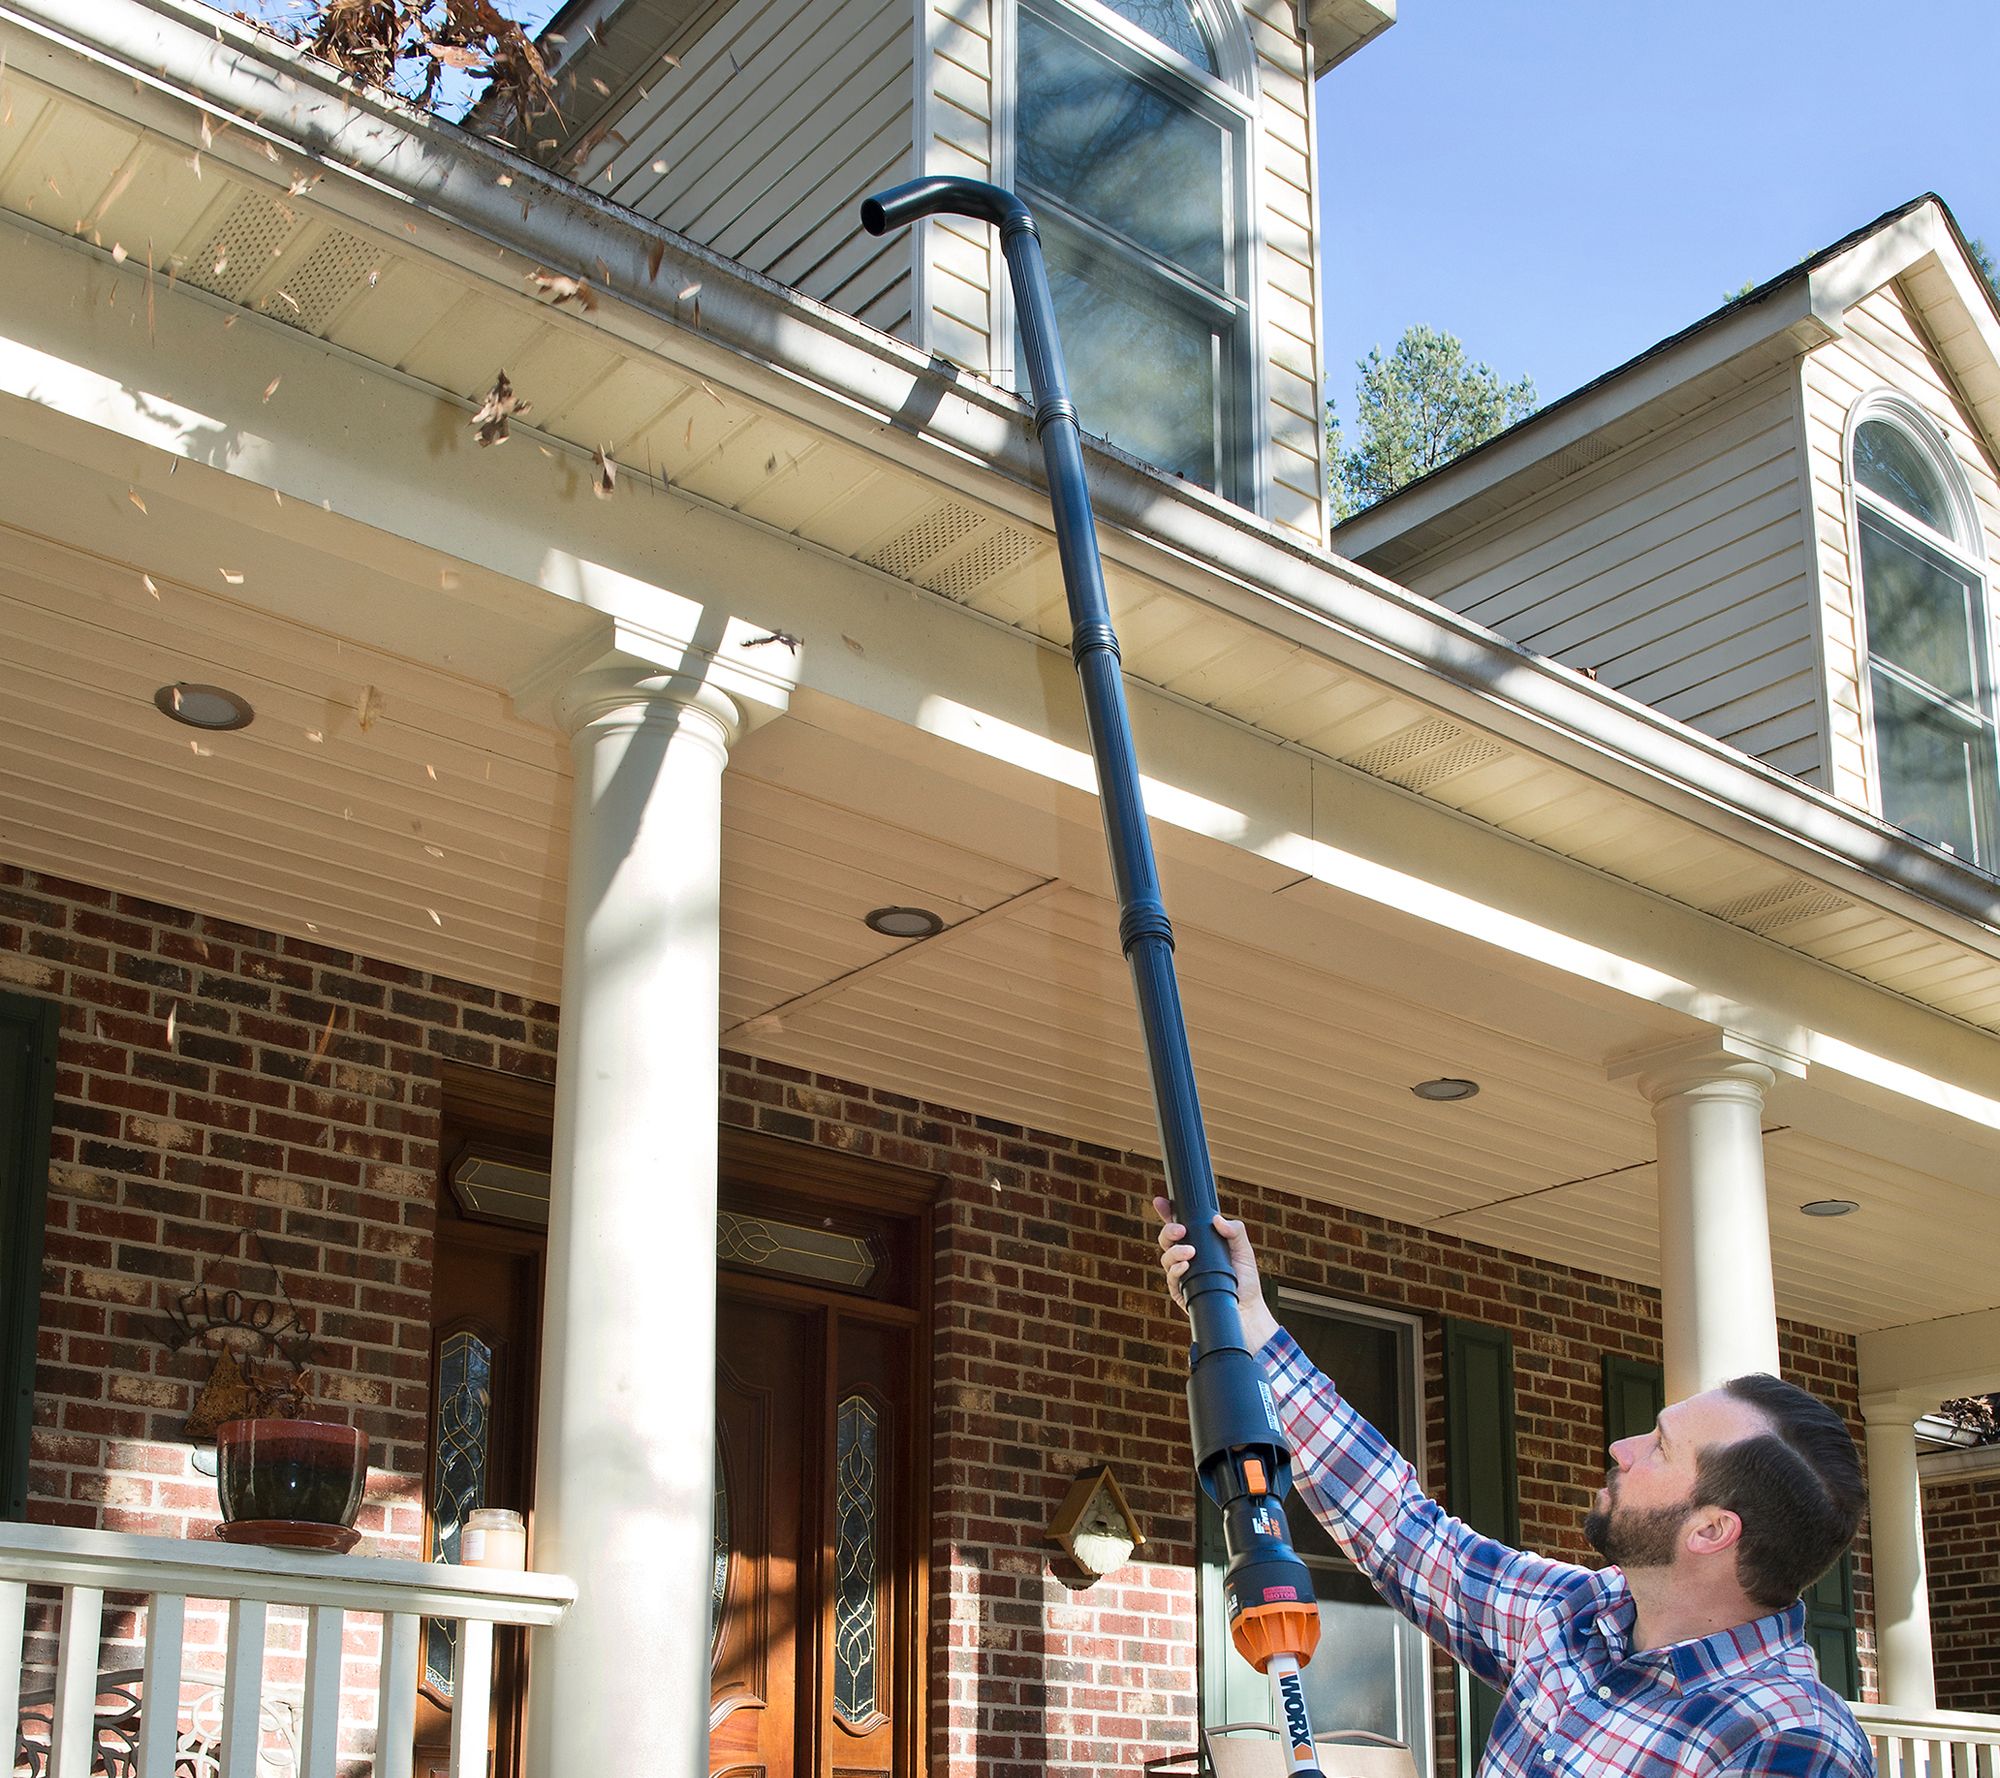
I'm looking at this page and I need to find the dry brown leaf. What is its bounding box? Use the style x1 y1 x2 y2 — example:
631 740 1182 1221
526 267 597 311
142 574 159 598
110 242 127 263
127 490 147 514
220 568 245 584
424 41 488 68
592 256 611 288
646 238 665 283
262 375 282 401
592 444 616 500
471 370 529 446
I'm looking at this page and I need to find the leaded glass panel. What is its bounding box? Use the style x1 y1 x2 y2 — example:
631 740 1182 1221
711 1439 731 1659
424 1331 493 1700
832 1395 880 1726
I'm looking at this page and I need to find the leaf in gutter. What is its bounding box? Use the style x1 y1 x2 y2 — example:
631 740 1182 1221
471 370 530 447
592 444 616 500
646 238 665 283
526 267 597 311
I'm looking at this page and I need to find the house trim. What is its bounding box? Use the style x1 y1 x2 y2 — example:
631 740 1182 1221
5 0 2000 960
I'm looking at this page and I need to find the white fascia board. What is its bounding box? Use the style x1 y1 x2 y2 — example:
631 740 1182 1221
1303 0 1396 76
8 0 2000 964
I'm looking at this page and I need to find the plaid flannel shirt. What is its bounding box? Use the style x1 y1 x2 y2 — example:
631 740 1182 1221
1263 1329 1876 1777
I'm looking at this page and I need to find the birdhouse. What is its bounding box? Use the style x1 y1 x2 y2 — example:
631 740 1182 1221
1045 1465 1146 1581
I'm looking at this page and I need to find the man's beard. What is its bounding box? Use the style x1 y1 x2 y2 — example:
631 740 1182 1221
1584 1473 1695 1570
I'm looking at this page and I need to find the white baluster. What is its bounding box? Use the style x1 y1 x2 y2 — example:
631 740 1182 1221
1884 1735 1906 1778
49 1584 104 1778
448 1619 493 1778
298 1604 344 1778
0 1578 24 1772
375 1612 419 1778
137 1593 185 1778
220 1598 267 1778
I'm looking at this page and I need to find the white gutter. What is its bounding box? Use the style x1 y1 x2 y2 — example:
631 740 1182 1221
5 0 2000 960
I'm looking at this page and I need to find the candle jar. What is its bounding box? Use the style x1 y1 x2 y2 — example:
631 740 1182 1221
461 1507 527 1571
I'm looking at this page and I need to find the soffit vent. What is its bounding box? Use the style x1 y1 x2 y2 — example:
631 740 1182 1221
1706 879 1853 934
1341 716 1505 793
1551 435 1617 479
921 525 1040 600
865 500 983 580
260 227 376 334
181 190 303 305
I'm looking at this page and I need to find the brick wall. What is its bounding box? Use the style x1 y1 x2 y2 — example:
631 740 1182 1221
1 861 555 1764
1925 1471 2000 1711
718 1053 1876 1778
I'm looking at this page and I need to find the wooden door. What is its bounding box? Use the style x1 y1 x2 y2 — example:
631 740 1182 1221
709 1280 923 1778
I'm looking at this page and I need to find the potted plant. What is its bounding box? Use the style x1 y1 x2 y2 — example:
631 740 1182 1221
213 1359 370 1554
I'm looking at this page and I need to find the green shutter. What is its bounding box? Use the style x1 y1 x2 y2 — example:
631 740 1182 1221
1601 1355 1664 1448
1444 1319 1518 1773
0 990 59 1522
1803 1553 1860 1699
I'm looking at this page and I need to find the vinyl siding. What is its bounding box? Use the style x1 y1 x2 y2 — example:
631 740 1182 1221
1385 369 1822 777
581 0 916 337
1799 276 2000 814
921 0 1327 540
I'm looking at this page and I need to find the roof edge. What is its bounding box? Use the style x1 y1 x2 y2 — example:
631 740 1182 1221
8 0 2000 961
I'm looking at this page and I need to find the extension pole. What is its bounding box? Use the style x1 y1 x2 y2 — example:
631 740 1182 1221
862 178 1329 1777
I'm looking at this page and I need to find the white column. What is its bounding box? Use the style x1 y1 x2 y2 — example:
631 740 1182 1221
1861 1390 1936 1711
528 667 739 1778
1629 1047 1782 1400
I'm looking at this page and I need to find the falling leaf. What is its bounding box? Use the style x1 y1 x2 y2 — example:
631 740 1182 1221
211 251 227 276
111 243 127 264
646 239 666 283
525 267 597 311
127 490 147 514
165 1004 178 1047
424 844 445 859
142 574 159 598
305 729 323 743
590 76 610 95
199 116 213 150
426 907 442 927
698 379 724 405
424 763 438 781
186 152 201 180
679 281 701 302
220 568 244 584
593 256 612 288
651 159 667 174
309 1006 338 1071
592 444 616 500
471 371 529 447
304 921 317 933
440 570 460 590
288 174 311 196
424 42 488 69
262 375 281 402
189 740 211 757
496 172 513 188
268 289 300 313
356 685 383 730
261 142 280 164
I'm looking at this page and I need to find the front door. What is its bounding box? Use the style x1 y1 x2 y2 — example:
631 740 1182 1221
709 1160 930 1778
423 1081 932 1778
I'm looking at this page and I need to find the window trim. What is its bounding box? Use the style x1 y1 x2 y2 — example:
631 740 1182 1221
1842 390 1997 864
1000 0 1265 510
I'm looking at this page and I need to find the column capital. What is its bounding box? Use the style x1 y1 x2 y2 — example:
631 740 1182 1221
1861 1388 1938 1428
556 664 741 757
1608 1031 1805 1105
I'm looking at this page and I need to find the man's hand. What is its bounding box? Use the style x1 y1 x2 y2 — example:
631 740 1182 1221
1153 1196 1280 1352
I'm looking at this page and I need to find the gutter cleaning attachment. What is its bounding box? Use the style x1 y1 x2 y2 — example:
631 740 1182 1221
862 178 1331 1778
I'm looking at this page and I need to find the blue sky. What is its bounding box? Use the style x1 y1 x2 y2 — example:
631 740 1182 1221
1317 1 2000 414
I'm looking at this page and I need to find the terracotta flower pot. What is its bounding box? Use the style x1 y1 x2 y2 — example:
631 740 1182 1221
215 1418 369 1547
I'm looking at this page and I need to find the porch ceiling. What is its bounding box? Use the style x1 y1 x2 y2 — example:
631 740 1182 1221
3 502 1996 1339
0 40 1998 1043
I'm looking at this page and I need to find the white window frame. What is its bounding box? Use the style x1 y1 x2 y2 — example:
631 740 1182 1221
1842 390 1998 866
996 0 1266 510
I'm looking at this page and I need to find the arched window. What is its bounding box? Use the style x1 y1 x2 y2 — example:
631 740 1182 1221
1847 397 1995 865
1013 0 1251 500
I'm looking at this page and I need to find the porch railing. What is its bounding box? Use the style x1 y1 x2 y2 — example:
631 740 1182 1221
0 1519 574 1778
1854 1703 2000 1777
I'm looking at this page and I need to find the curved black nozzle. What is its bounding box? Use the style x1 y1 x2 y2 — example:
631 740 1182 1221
860 175 1034 240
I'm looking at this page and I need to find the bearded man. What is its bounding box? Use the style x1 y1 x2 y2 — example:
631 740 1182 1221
1156 1202 1874 1777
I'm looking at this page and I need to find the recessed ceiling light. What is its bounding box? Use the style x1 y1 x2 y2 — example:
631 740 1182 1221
864 905 943 940
154 683 254 731
1799 1199 1859 1218
1411 1077 1480 1102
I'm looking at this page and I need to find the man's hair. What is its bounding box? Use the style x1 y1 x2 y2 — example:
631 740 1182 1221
1693 1373 1867 1611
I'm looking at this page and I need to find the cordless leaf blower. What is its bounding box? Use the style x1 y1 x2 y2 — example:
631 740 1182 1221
862 178 1330 1778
